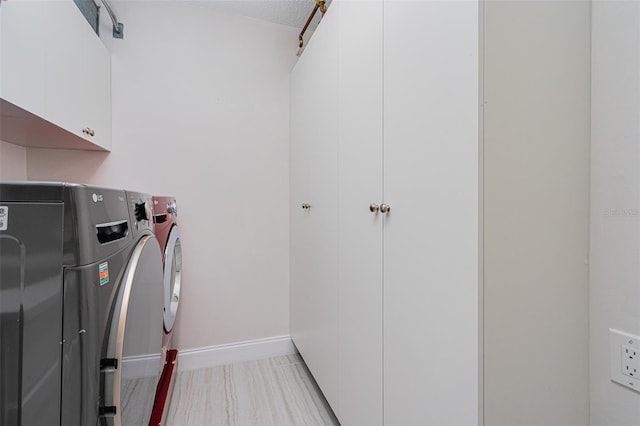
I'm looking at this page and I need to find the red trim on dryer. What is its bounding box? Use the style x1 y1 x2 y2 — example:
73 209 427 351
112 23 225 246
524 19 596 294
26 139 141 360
148 349 178 426
150 196 181 426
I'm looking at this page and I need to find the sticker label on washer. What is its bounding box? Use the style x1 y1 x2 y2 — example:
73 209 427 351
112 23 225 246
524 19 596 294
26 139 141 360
0 206 7 231
99 262 109 286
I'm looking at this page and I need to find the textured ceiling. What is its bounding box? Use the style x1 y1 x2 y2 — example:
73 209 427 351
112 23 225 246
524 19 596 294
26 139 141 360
182 0 328 29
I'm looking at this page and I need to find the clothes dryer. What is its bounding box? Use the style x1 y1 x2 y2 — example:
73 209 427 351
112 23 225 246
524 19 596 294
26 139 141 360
0 182 164 426
149 195 181 426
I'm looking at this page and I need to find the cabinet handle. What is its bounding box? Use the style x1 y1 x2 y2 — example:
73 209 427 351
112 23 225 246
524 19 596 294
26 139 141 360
83 127 95 137
380 203 391 214
369 203 380 213
302 203 311 210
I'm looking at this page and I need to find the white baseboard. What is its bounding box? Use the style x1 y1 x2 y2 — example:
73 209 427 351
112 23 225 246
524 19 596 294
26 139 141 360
122 353 162 380
177 335 297 372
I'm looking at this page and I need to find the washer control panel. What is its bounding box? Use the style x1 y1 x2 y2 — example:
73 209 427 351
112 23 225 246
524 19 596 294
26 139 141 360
125 192 154 233
134 201 150 222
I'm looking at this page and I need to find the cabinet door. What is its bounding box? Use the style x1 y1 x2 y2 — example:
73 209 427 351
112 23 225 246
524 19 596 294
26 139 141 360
80 23 111 149
289 4 339 412
0 0 47 116
45 0 111 149
383 0 479 424
336 1 384 424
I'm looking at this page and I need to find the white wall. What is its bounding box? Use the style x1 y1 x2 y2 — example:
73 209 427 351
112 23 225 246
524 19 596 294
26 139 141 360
590 1 640 424
0 140 27 180
483 1 591 424
27 2 299 350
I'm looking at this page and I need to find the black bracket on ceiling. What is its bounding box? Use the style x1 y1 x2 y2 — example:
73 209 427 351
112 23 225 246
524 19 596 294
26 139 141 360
100 0 124 39
113 22 124 39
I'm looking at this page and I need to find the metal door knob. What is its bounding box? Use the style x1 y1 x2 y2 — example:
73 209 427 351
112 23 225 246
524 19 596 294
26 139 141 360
369 203 380 213
380 203 391 213
302 203 311 210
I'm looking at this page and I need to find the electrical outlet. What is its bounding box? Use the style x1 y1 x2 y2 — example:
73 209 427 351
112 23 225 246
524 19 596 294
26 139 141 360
610 329 640 392
622 346 639 378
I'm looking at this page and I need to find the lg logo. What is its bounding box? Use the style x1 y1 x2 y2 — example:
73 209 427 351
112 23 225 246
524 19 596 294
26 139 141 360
92 193 104 203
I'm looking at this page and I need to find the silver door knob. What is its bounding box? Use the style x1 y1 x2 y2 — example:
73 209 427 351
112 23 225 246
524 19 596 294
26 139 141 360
380 203 391 213
369 203 380 213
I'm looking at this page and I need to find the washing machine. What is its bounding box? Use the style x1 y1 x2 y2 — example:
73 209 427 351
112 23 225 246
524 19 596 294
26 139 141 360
149 195 181 426
0 182 164 426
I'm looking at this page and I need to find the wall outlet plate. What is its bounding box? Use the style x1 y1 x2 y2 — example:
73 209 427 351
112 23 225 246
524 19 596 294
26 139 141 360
610 328 640 393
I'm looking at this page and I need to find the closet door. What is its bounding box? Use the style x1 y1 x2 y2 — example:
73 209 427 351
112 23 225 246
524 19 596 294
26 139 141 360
337 0 384 424
289 5 340 411
383 0 480 424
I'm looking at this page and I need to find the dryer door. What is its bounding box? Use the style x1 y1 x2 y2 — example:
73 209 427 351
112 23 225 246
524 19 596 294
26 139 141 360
102 235 163 426
163 226 182 335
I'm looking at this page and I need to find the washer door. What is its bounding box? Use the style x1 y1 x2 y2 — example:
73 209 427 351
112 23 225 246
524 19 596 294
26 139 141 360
163 226 182 334
102 235 164 426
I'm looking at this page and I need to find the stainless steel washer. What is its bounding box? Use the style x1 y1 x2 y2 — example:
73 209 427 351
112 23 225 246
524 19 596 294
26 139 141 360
0 182 164 426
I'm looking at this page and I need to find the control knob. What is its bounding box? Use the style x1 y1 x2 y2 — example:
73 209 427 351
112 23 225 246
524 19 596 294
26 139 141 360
167 200 178 215
134 202 149 222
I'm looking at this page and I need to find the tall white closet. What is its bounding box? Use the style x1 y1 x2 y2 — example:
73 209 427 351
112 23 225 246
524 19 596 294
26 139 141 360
382 1 479 424
291 0 479 424
290 6 340 411
336 1 384 424
290 0 590 425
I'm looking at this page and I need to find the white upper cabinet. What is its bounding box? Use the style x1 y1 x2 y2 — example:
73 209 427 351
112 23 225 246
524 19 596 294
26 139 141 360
45 0 111 150
0 0 111 150
0 0 47 117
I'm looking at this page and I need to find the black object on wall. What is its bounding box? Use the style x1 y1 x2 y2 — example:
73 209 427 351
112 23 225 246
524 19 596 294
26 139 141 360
74 0 100 36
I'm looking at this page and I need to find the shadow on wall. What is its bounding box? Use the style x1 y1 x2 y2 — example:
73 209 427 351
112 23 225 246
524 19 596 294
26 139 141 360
0 141 28 179
26 148 110 185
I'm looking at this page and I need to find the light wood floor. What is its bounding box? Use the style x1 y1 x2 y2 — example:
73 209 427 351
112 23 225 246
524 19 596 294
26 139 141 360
165 354 339 426
122 376 157 425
